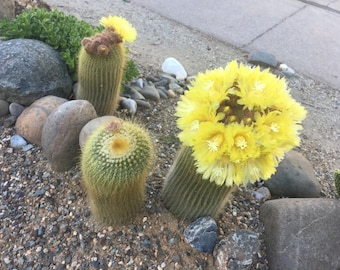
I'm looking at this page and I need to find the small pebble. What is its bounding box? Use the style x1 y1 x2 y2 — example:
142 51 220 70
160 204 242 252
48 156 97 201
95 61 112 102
184 216 217 253
120 97 137 115
0 99 10 116
161 57 187 80
4 115 17 127
252 187 271 201
10 134 27 148
134 78 144 88
248 50 278 68
9 102 25 117
22 144 34 152
278 63 295 77
139 85 161 102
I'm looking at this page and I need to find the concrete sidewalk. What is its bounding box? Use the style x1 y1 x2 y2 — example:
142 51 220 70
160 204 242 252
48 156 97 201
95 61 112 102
133 0 340 90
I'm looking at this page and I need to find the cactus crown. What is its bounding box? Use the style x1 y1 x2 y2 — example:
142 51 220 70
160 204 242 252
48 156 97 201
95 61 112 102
82 28 123 56
82 119 154 186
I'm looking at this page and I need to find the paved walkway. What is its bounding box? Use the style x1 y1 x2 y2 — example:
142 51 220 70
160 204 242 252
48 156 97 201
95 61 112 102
133 0 340 90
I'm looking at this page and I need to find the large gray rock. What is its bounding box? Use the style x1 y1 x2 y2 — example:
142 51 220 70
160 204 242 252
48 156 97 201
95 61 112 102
260 198 340 270
0 0 15 20
42 100 97 172
264 150 321 198
0 39 72 106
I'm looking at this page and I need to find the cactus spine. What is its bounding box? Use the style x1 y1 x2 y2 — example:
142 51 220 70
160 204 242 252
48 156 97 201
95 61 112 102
77 28 126 116
80 118 154 225
335 169 340 196
162 146 235 221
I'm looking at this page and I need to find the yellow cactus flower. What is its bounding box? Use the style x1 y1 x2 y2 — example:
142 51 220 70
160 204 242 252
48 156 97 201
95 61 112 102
176 60 307 186
100 15 137 43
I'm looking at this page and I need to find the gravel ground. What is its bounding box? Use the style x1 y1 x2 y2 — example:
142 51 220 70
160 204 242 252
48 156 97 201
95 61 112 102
1 0 339 269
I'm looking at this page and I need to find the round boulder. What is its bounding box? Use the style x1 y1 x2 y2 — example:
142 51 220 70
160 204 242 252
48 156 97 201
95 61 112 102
264 150 321 198
15 95 68 145
42 100 97 172
0 39 73 105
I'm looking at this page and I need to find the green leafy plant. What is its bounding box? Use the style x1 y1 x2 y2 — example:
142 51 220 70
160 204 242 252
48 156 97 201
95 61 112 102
0 8 139 83
123 58 140 85
335 169 340 196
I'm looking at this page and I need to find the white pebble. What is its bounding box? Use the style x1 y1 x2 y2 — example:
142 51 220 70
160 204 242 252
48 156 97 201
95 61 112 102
161 57 187 80
120 97 137 115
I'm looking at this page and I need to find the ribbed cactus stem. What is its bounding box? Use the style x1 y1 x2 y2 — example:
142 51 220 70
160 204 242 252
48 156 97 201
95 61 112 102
162 146 235 221
77 28 126 116
335 169 340 196
81 118 154 225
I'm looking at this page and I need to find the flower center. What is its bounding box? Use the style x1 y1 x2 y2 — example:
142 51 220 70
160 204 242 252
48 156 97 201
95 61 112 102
235 135 247 149
217 93 255 126
207 138 219 152
254 81 266 91
110 136 130 154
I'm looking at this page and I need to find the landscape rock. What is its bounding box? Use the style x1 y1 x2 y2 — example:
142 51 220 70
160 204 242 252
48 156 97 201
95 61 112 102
15 96 68 145
42 100 97 172
134 99 151 109
0 39 72 106
264 150 321 198
79 116 119 151
123 85 145 100
278 63 296 77
161 57 187 80
10 134 27 149
248 50 278 68
0 0 15 20
133 78 144 88
3 115 17 127
0 100 10 117
260 198 340 270
119 97 137 115
213 230 260 270
138 84 161 102
252 186 271 202
184 216 217 254
9 102 25 117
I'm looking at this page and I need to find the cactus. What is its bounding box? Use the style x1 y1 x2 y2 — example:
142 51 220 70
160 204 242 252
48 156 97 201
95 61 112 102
162 147 235 221
77 27 126 116
80 118 154 225
335 169 340 196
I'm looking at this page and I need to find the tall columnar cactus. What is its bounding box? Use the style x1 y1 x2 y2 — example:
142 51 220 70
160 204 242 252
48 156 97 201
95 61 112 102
80 118 154 225
77 16 137 116
162 61 307 221
335 169 340 196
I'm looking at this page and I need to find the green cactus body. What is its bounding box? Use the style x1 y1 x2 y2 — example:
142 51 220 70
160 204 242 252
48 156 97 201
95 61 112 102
162 146 235 221
80 118 154 225
77 28 126 116
335 169 340 196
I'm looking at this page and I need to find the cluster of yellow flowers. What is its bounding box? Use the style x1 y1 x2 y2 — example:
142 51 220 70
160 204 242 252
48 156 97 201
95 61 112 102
100 15 137 43
176 61 307 186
